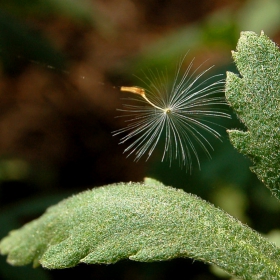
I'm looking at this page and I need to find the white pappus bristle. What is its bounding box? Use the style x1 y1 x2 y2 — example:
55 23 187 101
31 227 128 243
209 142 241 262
113 55 231 172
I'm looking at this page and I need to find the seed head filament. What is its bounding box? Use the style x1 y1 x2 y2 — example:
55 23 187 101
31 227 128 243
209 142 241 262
114 58 231 172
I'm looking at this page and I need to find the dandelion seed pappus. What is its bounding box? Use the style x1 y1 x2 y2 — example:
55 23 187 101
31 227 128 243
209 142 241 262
113 55 231 172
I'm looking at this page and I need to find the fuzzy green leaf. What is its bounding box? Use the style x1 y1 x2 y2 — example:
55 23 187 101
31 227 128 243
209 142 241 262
1 178 280 279
226 31 280 199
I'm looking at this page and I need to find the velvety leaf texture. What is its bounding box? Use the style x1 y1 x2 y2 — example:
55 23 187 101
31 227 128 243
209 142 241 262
226 31 280 199
1 178 280 279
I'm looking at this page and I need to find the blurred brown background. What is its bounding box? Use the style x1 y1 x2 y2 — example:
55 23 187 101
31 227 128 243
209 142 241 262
1 0 280 279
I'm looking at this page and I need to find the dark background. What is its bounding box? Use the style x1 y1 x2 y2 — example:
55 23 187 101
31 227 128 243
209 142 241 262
1 0 280 279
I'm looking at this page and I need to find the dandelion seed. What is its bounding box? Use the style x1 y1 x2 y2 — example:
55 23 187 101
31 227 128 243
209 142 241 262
113 55 231 172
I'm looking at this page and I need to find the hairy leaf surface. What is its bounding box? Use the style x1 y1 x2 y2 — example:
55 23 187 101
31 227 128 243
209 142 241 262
226 31 280 199
1 178 280 279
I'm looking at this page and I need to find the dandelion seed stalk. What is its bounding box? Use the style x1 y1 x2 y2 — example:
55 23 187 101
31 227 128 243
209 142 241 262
121 86 171 113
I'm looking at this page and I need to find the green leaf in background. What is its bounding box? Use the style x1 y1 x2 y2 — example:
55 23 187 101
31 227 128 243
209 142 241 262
0 9 66 73
1 178 280 279
225 31 280 200
0 0 93 23
0 0 114 37
120 8 239 76
0 0 115 73
238 0 280 35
